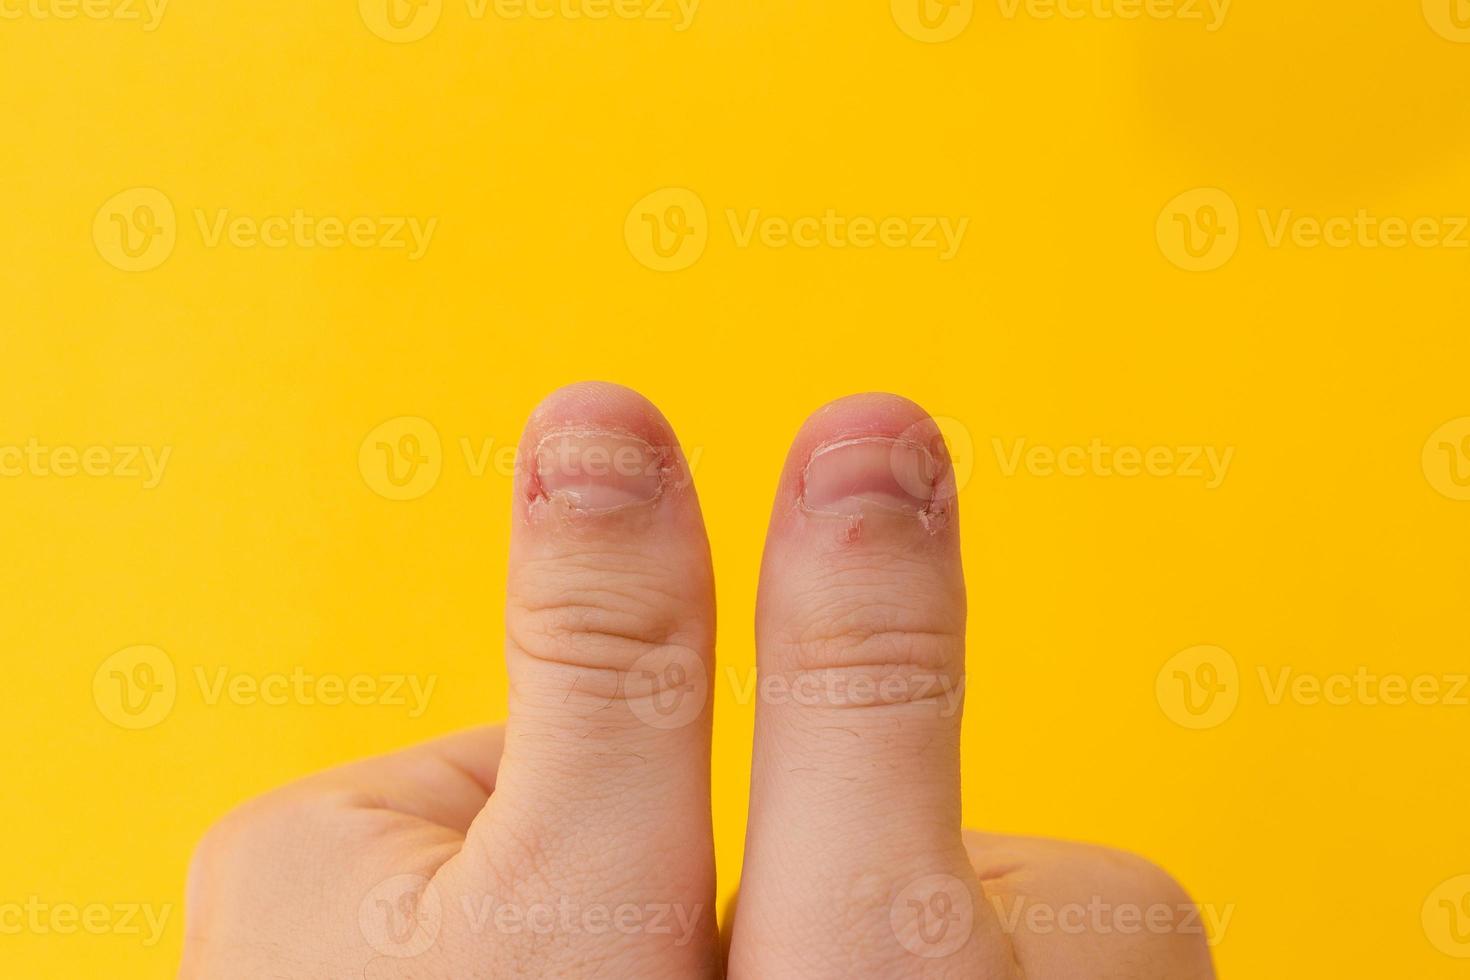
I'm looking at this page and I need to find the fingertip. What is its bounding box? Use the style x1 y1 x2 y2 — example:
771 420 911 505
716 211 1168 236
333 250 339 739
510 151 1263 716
514 382 700 524
785 391 944 460
494 378 717 852
523 381 679 447
771 392 959 538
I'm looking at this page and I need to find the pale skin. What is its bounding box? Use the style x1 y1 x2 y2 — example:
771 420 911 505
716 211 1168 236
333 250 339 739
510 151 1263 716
180 383 1218 979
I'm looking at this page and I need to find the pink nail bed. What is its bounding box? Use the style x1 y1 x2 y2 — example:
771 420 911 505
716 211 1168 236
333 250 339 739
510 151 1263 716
530 429 670 514
799 436 946 524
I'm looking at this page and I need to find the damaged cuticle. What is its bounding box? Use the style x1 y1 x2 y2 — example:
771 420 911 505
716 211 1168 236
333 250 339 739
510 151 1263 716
526 427 677 517
798 434 951 534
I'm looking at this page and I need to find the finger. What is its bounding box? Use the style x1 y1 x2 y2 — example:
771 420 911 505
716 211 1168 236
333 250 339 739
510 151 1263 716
491 381 714 822
753 393 968 857
964 832 1218 979
183 726 507 978
443 382 719 967
309 725 504 834
732 393 1012 977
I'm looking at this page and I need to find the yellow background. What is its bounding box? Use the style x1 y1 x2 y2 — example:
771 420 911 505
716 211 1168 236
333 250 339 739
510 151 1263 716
3 0 1469 976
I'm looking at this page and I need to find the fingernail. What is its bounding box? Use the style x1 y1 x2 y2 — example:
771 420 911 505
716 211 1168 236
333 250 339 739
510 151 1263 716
533 430 667 513
800 437 943 518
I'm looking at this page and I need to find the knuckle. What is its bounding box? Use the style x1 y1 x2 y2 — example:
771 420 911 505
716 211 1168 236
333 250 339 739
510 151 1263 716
507 602 682 680
790 621 959 674
189 792 334 882
1085 850 1217 971
508 566 692 673
189 808 266 885
516 595 678 652
978 839 1216 975
774 583 963 676
764 627 965 714
1087 847 1195 909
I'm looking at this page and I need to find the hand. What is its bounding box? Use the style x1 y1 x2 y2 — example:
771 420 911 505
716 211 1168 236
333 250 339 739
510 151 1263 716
180 383 1216 979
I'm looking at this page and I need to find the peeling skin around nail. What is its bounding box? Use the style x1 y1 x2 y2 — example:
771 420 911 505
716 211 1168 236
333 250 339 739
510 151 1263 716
524 427 678 523
797 435 952 537
916 501 950 535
